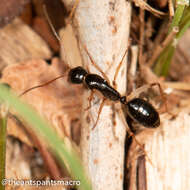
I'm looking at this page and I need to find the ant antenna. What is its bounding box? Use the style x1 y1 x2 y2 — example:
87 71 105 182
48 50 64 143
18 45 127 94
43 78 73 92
43 4 61 43
19 5 74 97
19 74 66 97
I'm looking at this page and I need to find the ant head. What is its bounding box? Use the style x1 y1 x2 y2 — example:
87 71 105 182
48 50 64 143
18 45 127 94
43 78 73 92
68 66 88 84
120 96 126 104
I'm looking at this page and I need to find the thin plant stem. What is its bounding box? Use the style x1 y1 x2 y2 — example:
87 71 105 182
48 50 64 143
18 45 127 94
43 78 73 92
154 1 190 76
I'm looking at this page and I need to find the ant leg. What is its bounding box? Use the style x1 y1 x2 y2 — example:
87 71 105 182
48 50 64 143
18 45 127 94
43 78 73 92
111 45 130 134
127 84 151 101
150 83 168 112
141 83 170 114
118 108 155 167
151 83 175 116
92 98 106 130
113 42 130 89
84 90 95 111
83 44 120 134
127 82 173 115
127 130 155 167
68 0 80 22
127 82 163 100
82 44 111 84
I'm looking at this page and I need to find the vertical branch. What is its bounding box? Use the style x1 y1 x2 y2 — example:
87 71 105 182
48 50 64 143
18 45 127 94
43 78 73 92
73 1 131 189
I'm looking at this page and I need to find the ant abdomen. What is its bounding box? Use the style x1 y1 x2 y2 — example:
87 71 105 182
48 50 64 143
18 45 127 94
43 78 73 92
126 98 160 128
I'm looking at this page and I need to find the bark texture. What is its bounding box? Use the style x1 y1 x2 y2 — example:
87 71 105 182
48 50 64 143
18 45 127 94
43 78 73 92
72 1 131 189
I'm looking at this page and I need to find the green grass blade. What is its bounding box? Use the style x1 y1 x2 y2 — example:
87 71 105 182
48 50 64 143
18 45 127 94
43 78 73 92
154 1 190 76
0 84 92 190
0 106 8 190
168 4 186 33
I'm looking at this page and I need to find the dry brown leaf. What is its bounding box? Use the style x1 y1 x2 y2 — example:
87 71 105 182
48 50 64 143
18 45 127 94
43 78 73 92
1 58 83 147
0 18 52 70
60 24 83 69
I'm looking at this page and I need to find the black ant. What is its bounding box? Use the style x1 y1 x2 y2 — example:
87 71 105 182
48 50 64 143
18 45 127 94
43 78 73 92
68 66 160 129
20 64 161 131
16 3 168 168
19 4 163 132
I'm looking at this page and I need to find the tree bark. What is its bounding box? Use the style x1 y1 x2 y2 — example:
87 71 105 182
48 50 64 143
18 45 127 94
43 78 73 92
72 1 131 189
